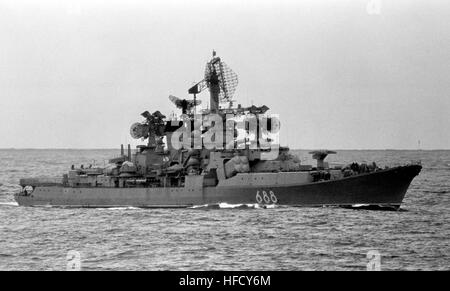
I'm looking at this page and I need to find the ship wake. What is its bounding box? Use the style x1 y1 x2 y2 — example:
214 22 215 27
190 202 278 209
0 201 19 207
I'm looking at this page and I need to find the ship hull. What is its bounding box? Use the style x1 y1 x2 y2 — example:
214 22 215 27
15 165 421 209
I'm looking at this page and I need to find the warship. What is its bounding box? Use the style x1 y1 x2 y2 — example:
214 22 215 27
15 52 421 209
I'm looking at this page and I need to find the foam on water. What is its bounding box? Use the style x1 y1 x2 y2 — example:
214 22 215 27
218 202 257 209
352 204 370 208
98 207 141 211
0 201 18 207
189 204 209 209
189 202 277 209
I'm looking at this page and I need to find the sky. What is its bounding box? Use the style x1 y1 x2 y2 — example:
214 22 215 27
0 0 449 149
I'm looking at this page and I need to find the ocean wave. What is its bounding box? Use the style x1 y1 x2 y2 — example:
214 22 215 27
0 183 22 196
0 202 18 207
424 167 450 171
422 190 449 194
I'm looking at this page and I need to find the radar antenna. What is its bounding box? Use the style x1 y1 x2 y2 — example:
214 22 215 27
169 95 201 114
130 110 166 147
204 56 239 103
188 51 239 112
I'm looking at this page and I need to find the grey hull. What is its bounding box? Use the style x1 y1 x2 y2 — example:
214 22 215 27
15 165 421 208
